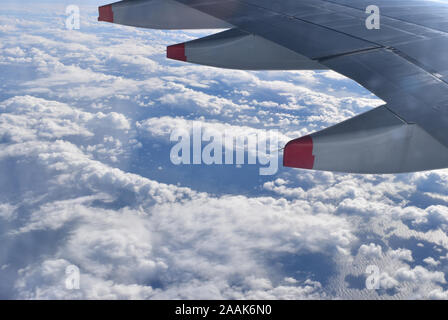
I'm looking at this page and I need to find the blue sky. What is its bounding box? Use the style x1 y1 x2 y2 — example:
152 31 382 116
1 0 448 299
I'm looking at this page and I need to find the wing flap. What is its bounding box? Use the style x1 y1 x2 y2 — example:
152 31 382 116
167 28 327 70
98 0 231 29
284 106 448 173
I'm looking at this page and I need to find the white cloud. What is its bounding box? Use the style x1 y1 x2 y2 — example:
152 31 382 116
358 243 383 259
395 266 445 284
427 289 448 300
388 248 414 262
424 257 441 267
379 272 399 290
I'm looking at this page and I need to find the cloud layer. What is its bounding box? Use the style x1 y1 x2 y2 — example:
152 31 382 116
1 1 448 299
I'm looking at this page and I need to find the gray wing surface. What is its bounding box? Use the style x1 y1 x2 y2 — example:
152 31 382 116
98 0 448 173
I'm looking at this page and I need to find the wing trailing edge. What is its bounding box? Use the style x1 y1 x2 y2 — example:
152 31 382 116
284 106 448 174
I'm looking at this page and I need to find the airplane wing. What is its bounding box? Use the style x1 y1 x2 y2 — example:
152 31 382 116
98 0 448 173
